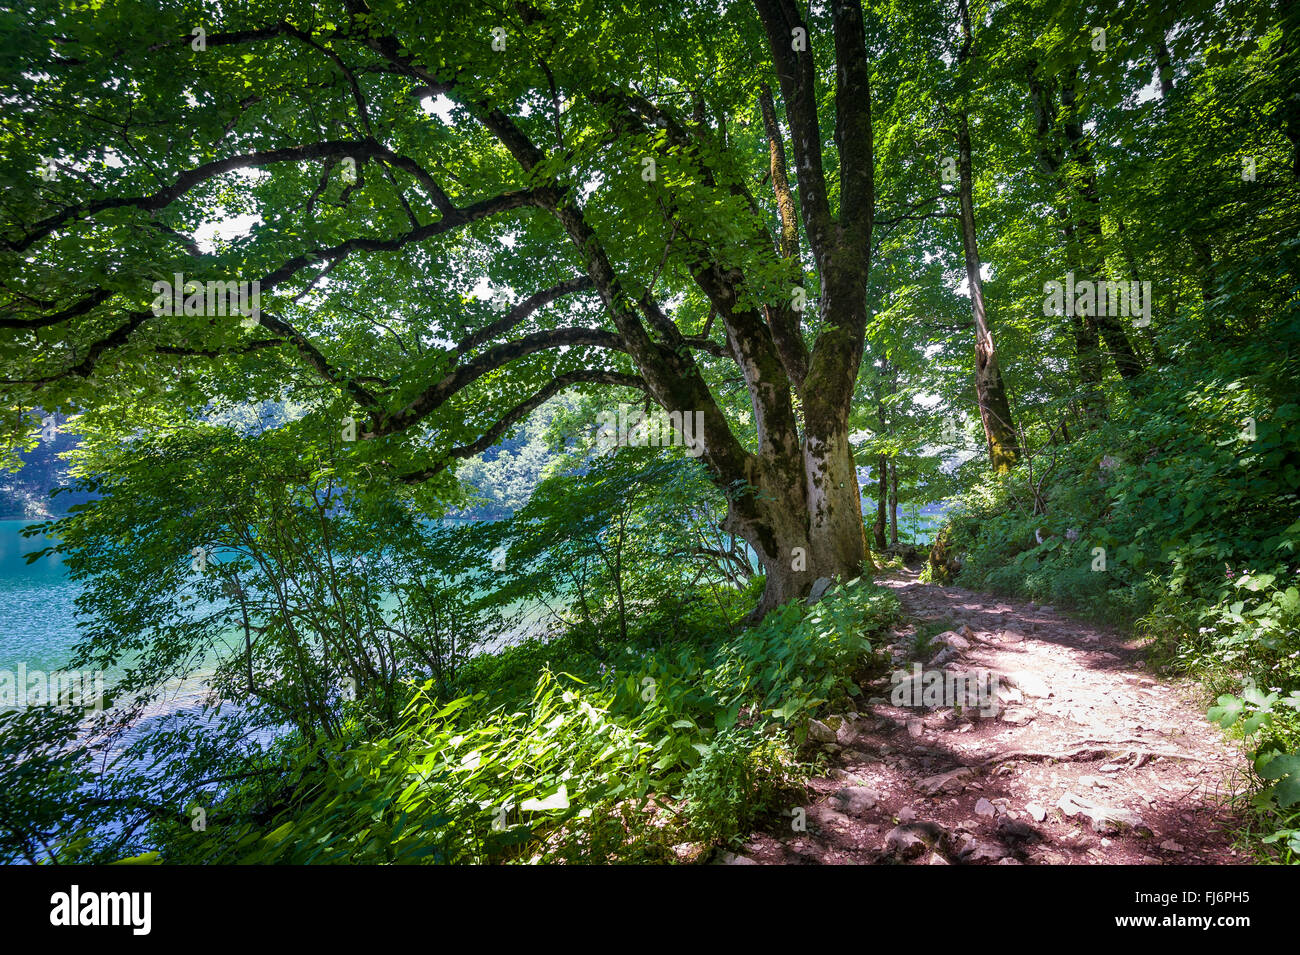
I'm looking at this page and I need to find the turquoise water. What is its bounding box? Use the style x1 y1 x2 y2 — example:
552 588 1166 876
0 504 946 686
881 502 947 546
0 520 84 675
0 518 551 698
898 510 943 545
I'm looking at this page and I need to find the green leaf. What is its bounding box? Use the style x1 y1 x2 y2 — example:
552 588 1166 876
1208 694 1244 728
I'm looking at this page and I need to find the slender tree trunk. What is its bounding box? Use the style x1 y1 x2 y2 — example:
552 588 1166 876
955 110 1021 470
1156 38 1175 98
955 0 1019 471
1190 233 1218 307
1058 72 1146 384
1027 66 1108 420
873 367 889 551
888 361 899 547
609 515 628 644
874 453 889 552
1276 6 1300 178
1116 219 1166 365
888 459 898 547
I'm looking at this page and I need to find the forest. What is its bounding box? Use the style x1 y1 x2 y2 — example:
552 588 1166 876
0 0 1296 871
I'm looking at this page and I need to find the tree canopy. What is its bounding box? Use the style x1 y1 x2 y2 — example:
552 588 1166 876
1 0 1299 868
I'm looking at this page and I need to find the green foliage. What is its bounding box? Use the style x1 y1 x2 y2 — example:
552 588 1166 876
452 395 584 520
0 708 96 864
466 445 753 647
147 577 899 863
158 671 662 864
1 0 1295 867
679 727 801 846
39 423 503 735
946 304 1299 623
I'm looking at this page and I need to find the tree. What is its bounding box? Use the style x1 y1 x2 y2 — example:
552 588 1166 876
952 0 1020 471
0 0 885 618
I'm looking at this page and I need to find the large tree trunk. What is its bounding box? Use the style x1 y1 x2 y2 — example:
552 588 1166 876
723 425 867 619
732 0 874 617
376 0 877 624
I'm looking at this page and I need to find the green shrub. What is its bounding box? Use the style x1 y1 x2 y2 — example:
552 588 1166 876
149 577 900 863
680 727 800 845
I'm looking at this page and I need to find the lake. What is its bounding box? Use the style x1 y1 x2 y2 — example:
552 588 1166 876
893 504 946 545
0 503 947 697
0 519 85 676
0 517 557 712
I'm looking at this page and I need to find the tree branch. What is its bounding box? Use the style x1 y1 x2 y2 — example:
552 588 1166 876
380 327 630 434
397 369 646 483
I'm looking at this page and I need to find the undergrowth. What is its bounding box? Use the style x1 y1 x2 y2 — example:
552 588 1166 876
135 577 900 864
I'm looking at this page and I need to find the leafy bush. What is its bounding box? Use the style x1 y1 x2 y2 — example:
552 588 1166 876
680 727 800 846
154 671 663 864
146 578 899 863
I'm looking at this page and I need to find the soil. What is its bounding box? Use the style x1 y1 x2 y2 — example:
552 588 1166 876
724 568 1254 865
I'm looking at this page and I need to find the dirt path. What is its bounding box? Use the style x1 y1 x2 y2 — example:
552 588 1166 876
728 569 1253 865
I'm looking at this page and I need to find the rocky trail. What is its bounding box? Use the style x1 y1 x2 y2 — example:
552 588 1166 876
726 569 1253 865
